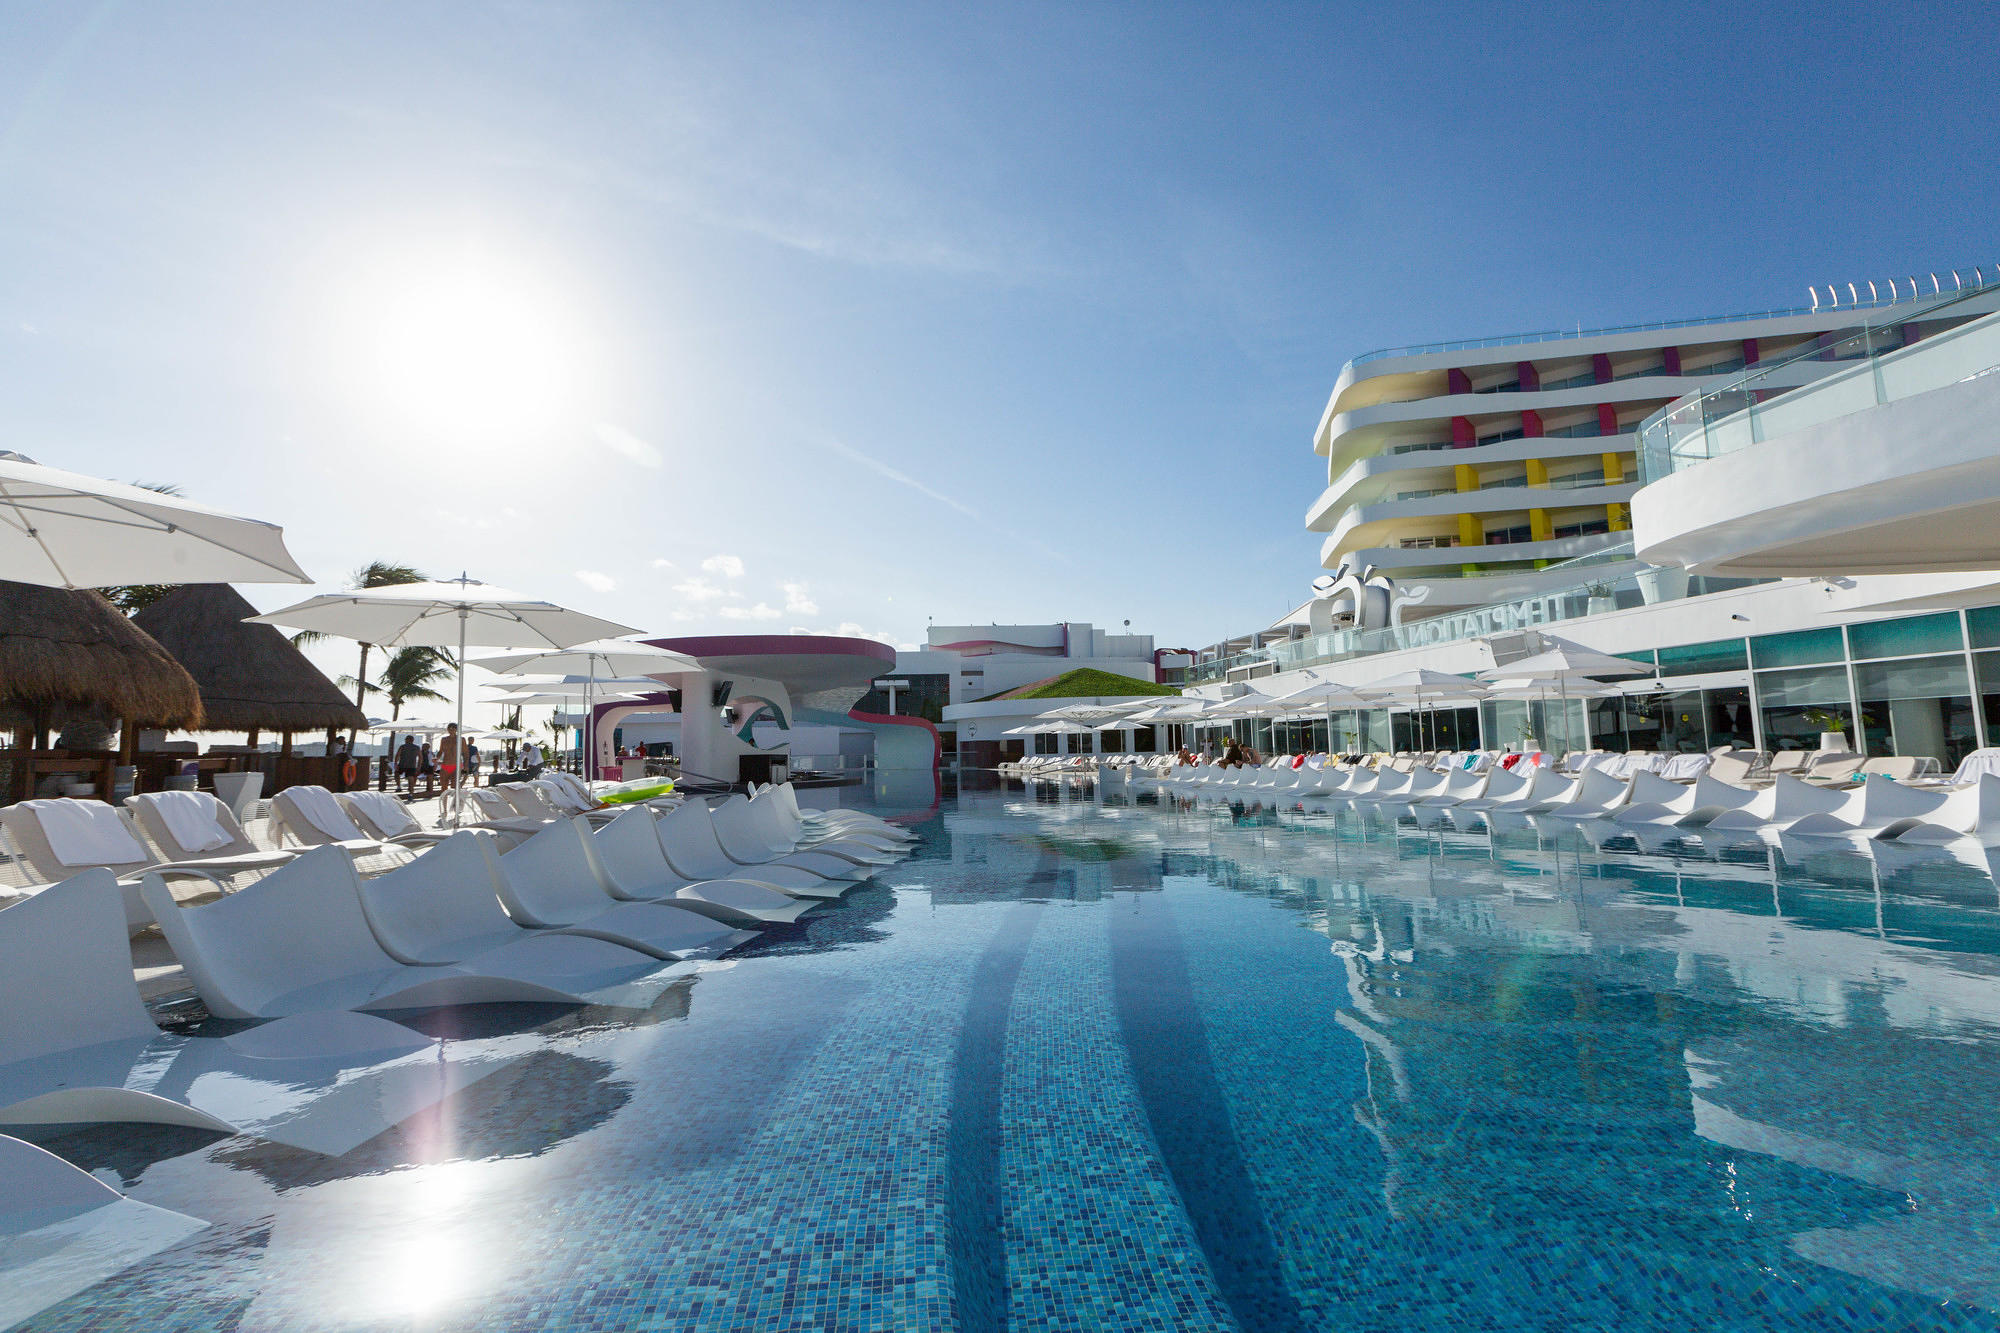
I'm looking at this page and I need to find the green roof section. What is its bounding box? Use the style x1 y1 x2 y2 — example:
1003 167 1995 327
985 667 1178 701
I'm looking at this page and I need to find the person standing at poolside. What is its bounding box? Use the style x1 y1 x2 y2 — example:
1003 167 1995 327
521 738 543 779
394 734 420 795
438 722 463 798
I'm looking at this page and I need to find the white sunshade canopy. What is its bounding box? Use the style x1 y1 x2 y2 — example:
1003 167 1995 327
1357 667 1488 698
366 719 454 735
1482 675 1626 700
0 451 312 589
1271 679 1382 710
1479 638 1653 682
1036 720 1099 735
500 691 648 708
486 677 667 698
469 638 699 677
248 576 637 650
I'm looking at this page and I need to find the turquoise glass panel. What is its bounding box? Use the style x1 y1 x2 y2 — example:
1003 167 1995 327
1656 639 1749 676
1749 627 1844 669
1847 612 1963 660
1966 606 2000 650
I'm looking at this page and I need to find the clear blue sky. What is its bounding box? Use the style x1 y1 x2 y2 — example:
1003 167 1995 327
3 0 1996 679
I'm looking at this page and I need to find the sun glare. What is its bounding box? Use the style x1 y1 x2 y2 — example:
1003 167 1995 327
329 242 594 446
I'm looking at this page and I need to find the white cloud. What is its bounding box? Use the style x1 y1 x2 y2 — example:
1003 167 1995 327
593 422 663 469
719 602 781 620
574 569 616 593
788 622 898 646
650 557 677 570
701 554 745 579
780 581 818 616
673 577 727 601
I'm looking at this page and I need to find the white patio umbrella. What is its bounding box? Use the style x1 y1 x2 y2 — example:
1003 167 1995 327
1478 638 1652 757
1356 668 1488 751
488 676 667 697
249 575 637 823
0 451 312 589
469 640 699 776
1481 675 1624 754
1272 678 1383 753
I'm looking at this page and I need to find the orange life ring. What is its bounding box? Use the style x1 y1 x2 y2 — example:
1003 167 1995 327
342 758 358 786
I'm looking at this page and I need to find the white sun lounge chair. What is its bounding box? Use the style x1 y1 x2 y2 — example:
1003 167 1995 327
268 786 410 863
141 845 618 1019
754 784 909 850
0 869 514 1155
657 802 870 895
124 790 296 875
1416 769 1489 807
1704 774 1851 831
465 786 552 831
714 792 897 868
1453 765 1533 811
349 832 698 1007
1883 773 2000 843
0 1132 209 1330
492 818 796 945
586 809 818 925
0 799 261 933
761 782 913 842
1779 776 1950 839
735 792 898 866
1534 770 1633 819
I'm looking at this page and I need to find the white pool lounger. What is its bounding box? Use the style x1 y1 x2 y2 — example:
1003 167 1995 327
0 870 515 1155
1535 771 1633 818
1885 774 2000 844
658 803 867 895
1453 766 1533 812
588 810 777 937
142 846 609 1019
492 819 771 956
757 784 911 850
1782 777 1954 839
1416 769 1489 807
1705 775 1851 832
352 832 698 1009
0 1133 209 1331
710 794 894 871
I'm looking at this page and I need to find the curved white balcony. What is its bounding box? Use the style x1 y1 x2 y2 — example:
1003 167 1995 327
1316 368 1838 473
1633 347 2000 576
1318 481 1640 565
1306 433 1638 531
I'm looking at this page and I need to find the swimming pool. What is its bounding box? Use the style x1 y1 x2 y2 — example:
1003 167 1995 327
17 784 2000 1331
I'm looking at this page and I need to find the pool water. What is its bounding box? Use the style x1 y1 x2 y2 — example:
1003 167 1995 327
18 785 2000 1331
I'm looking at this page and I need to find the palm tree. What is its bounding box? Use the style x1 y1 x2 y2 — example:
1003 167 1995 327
338 562 425 714
377 646 455 720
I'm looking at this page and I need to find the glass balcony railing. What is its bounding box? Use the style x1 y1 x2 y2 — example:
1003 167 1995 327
1347 268 1988 367
1638 280 2000 481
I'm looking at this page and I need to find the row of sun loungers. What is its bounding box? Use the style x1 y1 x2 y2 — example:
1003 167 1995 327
0 780 915 1309
1139 748 2000 842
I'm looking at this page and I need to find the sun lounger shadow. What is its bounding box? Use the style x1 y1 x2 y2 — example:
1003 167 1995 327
0 1131 211 1329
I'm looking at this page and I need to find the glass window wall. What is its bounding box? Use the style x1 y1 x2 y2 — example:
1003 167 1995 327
1854 655 1975 765
1754 665 1855 753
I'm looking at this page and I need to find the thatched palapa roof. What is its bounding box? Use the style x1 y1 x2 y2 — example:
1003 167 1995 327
0 580 204 728
132 584 366 733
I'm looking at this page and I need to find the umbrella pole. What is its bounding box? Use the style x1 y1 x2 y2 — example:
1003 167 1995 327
451 608 468 826
585 654 598 785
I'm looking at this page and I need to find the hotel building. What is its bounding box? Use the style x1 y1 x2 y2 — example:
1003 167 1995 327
1308 279 1999 613
1190 268 2000 766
